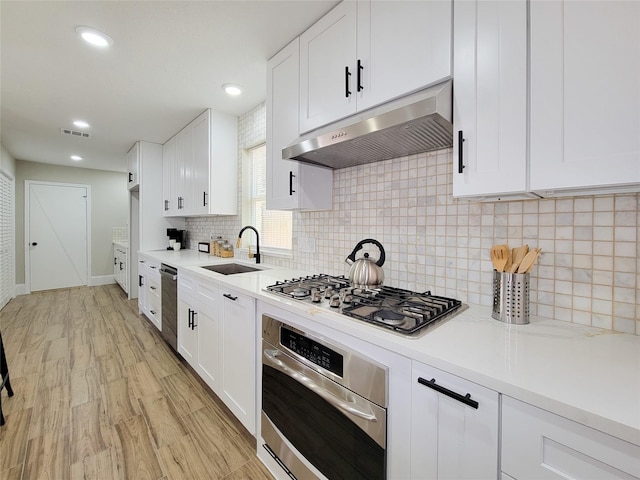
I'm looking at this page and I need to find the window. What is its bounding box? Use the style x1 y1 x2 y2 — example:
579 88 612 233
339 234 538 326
243 144 292 251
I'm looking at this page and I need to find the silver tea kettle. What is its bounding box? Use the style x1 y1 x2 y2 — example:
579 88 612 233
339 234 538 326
345 239 386 288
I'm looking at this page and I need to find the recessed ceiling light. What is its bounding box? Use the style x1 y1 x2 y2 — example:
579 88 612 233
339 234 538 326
222 83 242 96
70 155 83 161
75 26 113 48
73 120 90 129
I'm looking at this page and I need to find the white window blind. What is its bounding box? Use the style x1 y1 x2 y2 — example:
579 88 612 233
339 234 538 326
245 144 292 250
0 170 15 310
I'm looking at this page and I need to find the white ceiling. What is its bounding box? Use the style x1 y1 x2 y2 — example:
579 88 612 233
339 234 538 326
0 0 339 173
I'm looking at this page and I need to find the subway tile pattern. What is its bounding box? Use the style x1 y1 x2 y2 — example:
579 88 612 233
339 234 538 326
187 104 639 335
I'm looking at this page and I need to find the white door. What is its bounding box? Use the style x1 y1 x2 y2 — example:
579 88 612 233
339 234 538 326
28 182 89 292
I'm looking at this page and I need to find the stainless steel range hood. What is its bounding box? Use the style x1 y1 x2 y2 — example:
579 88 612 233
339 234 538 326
283 80 453 169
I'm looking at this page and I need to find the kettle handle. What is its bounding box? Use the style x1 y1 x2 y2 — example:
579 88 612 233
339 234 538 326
346 238 385 267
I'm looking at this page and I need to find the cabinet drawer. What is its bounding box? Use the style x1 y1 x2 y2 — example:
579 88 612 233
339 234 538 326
148 277 161 301
502 396 640 480
197 280 218 310
178 274 196 297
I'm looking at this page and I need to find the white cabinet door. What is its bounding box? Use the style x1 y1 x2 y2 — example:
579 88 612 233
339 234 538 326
529 0 640 195
190 110 210 216
502 396 640 480
299 1 357 133
411 361 499 480
356 0 451 112
177 294 198 369
267 38 333 211
175 126 192 215
196 280 219 392
127 142 139 190
162 135 178 216
219 288 256 434
453 0 528 198
137 259 147 314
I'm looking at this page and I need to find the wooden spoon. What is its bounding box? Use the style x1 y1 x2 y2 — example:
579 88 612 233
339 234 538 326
517 248 541 273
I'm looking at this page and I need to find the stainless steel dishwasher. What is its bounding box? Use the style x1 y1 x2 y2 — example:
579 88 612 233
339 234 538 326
159 263 178 351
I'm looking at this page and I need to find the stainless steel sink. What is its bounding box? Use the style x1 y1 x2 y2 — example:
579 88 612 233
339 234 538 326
200 263 262 275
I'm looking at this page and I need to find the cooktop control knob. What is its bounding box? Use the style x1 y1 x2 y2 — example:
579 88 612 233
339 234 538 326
329 294 341 308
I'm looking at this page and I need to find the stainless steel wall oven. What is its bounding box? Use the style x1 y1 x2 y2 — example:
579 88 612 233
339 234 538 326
261 314 388 480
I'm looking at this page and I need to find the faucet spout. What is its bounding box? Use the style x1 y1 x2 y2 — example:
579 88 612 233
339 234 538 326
237 226 261 264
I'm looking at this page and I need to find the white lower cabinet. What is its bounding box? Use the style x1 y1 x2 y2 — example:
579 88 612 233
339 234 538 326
177 290 198 368
113 245 128 294
410 361 499 480
219 286 256 434
501 396 640 480
138 255 161 331
176 273 256 434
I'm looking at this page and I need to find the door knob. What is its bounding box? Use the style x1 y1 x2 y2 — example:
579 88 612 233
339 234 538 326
31 242 38 246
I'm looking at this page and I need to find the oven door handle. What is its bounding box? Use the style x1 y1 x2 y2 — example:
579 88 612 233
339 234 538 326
264 349 378 423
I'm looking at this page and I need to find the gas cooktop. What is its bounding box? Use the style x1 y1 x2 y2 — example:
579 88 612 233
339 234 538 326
265 274 463 336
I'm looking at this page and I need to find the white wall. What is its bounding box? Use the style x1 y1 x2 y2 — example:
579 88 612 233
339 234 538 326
1 144 17 177
14 160 128 285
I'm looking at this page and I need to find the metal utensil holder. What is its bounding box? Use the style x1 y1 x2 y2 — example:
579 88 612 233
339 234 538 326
492 271 530 325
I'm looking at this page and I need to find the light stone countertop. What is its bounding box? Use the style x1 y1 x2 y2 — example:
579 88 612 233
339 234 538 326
142 249 640 446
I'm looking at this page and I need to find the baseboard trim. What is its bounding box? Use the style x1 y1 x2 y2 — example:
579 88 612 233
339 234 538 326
90 275 116 286
15 277 115 295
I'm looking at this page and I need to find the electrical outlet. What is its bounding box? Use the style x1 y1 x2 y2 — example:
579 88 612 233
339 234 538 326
298 236 316 253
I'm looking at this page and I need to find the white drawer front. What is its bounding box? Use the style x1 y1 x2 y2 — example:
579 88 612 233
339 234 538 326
502 396 640 480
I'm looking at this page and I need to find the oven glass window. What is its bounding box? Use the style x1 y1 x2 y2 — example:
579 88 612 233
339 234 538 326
263 365 385 480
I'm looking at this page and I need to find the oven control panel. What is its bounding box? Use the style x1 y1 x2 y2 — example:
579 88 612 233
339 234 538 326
281 327 344 377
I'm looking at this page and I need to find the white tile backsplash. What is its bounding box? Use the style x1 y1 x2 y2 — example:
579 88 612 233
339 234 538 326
187 102 639 335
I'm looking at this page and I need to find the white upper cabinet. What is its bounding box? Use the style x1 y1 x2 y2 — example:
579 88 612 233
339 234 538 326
163 109 237 216
453 0 529 199
299 0 452 134
529 0 640 196
266 38 333 211
356 0 452 112
127 142 140 190
299 1 357 133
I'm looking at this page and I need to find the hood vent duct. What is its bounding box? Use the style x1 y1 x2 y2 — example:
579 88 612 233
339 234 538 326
283 80 453 169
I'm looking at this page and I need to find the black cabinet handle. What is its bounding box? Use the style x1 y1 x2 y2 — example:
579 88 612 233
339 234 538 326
150 309 156 315
188 308 193 329
289 171 295 195
223 293 238 301
458 130 465 174
31 242 38 246
357 59 363 92
203 191 208 207
178 197 184 209
128 172 133 182
164 200 169 211
345 66 351 97
114 257 117 265
119 262 123 271
191 311 197 329
150 286 156 291
139 275 144 287
417 377 479 409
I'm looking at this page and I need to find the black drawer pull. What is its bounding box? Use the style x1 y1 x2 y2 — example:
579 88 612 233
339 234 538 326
223 293 238 301
357 59 363 92
139 275 144 287
345 66 351 97
418 377 479 409
289 171 295 195
457 130 465 174
129 172 133 182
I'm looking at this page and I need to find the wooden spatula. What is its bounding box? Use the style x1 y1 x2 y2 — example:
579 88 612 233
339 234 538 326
509 245 529 273
517 248 541 273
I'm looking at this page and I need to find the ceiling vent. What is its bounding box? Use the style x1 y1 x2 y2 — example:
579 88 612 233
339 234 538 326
60 128 92 139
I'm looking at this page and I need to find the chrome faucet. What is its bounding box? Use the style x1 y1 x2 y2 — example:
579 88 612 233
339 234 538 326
236 226 261 264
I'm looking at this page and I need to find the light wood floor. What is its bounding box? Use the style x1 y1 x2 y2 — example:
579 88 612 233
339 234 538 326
0 284 274 480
